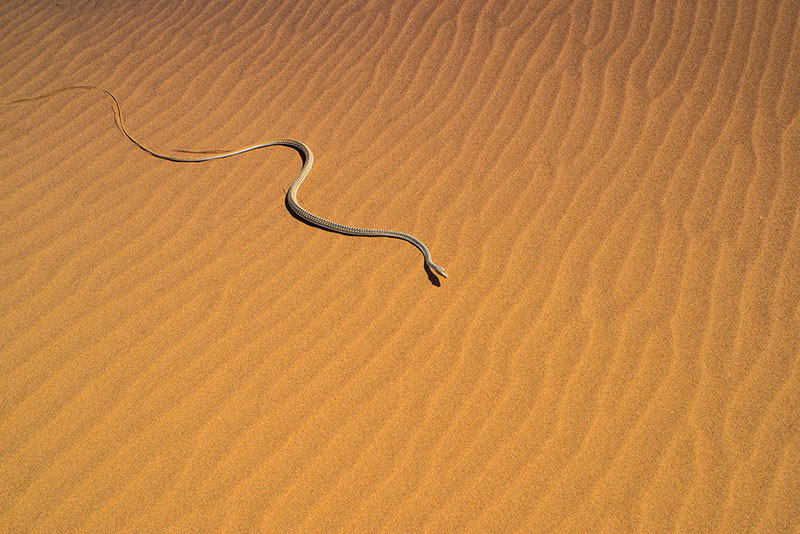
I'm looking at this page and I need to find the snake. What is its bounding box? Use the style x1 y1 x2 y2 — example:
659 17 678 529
2 86 447 279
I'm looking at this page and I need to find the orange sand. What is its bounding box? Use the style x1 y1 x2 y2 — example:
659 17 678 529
1 0 799 531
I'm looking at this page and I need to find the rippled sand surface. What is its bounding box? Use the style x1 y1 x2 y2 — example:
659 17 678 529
1 0 799 531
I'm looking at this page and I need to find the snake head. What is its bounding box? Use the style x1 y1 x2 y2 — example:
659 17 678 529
433 265 448 278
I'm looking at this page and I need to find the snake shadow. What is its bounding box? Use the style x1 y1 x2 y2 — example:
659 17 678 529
283 194 442 286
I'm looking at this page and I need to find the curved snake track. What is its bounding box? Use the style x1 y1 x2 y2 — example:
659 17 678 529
2 86 447 279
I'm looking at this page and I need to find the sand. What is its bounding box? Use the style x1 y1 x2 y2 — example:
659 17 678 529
1 0 799 532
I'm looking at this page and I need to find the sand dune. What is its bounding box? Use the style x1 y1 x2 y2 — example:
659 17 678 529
1 0 799 531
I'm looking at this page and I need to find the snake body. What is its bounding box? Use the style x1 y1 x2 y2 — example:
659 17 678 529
3 86 447 278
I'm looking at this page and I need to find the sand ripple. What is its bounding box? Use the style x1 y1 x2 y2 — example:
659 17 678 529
1 0 799 531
